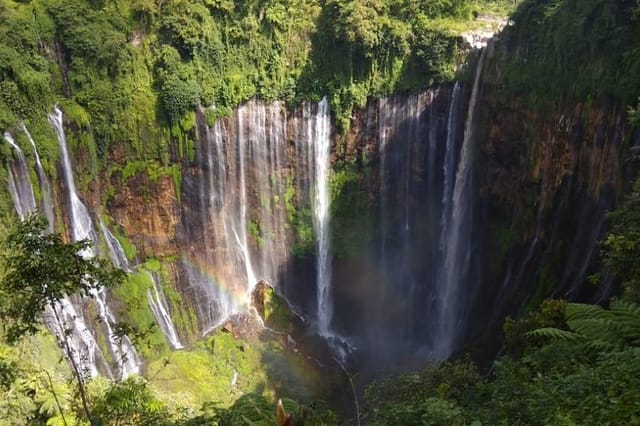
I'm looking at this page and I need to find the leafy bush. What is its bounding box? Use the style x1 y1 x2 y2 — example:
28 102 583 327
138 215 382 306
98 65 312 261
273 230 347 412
159 77 202 124
90 378 173 426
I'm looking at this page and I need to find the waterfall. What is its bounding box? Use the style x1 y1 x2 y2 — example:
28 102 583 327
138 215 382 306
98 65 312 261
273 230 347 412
49 106 140 379
186 98 336 335
99 219 132 272
427 90 440 205
439 83 462 250
98 218 182 348
311 97 333 336
190 101 290 332
3 132 37 219
235 105 258 292
146 272 183 349
191 117 234 334
21 123 55 231
3 130 111 378
50 297 108 378
435 50 486 358
377 97 392 263
49 109 95 249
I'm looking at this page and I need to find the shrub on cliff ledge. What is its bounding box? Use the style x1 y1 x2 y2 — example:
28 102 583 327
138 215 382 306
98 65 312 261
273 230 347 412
160 77 201 124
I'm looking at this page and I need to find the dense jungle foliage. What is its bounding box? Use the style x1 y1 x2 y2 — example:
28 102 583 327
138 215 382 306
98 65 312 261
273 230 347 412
0 0 512 163
492 0 640 106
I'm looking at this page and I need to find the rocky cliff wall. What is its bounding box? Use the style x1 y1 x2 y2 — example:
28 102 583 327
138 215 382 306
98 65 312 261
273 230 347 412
466 39 640 350
7 53 637 366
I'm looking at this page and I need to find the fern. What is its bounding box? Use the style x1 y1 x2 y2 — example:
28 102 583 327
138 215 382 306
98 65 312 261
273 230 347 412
565 303 608 321
530 300 640 353
527 327 583 342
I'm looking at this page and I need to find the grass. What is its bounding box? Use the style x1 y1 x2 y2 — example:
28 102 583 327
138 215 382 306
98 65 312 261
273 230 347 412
146 328 342 415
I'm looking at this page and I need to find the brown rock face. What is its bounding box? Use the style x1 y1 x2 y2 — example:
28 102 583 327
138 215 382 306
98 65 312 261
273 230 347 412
472 80 630 340
480 98 624 216
107 171 180 259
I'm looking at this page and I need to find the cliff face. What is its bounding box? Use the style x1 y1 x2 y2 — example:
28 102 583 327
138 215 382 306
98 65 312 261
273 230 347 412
108 173 180 259
7 39 637 371
65 72 633 363
55 88 478 364
1 78 632 381
469 45 636 343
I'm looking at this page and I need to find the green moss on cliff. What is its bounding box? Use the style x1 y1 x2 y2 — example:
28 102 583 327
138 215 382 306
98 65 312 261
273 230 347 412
330 165 373 257
112 269 170 359
145 258 199 343
492 0 640 107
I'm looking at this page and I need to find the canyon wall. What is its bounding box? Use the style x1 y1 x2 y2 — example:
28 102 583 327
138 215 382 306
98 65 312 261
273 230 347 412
3 42 639 372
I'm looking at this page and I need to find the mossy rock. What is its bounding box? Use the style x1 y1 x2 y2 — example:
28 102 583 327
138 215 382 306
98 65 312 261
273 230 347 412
251 281 305 336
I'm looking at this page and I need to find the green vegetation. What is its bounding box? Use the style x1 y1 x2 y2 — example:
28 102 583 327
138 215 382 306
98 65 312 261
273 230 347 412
0 216 124 344
4 0 640 424
284 180 314 257
112 269 170 359
0 215 126 422
330 165 373 257
143 325 342 424
492 0 640 106
0 0 512 152
0 216 343 424
0 332 76 425
364 299 640 425
603 178 640 302
252 283 300 334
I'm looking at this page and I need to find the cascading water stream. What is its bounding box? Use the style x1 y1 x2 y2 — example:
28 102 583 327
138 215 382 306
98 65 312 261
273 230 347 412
99 218 182 348
99 217 183 348
427 90 440 205
146 272 183 349
3 132 37 218
311 97 333 336
378 98 391 264
21 123 55 231
3 130 109 378
100 219 132 273
49 106 140 379
193 118 234 335
439 83 462 249
434 50 486 358
235 105 259 294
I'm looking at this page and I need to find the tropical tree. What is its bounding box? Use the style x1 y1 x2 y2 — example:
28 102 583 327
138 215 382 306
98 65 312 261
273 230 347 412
89 377 172 426
0 214 125 422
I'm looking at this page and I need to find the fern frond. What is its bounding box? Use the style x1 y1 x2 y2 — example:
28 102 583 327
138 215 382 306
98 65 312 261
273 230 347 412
531 301 640 353
567 318 625 342
565 301 640 349
527 327 583 342
609 300 640 321
585 339 622 353
566 303 609 321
